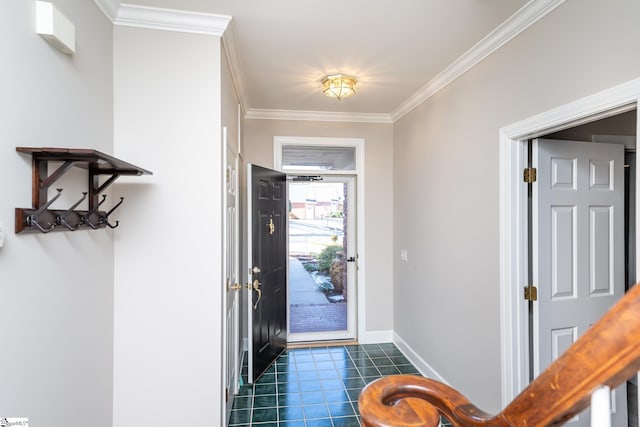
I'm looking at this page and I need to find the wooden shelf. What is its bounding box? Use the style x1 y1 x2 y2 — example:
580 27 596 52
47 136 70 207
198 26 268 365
16 147 152 176
15 147 152 233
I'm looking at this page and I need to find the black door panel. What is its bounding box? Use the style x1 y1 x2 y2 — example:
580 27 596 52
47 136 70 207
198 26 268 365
250 164 287 381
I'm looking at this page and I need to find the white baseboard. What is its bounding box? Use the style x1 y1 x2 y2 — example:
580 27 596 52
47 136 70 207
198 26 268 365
362 330 394 344
393 331 449 385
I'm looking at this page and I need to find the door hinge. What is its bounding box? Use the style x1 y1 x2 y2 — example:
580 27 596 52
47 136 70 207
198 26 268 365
225 387 229 402
523 167 537 183
524 284 538 301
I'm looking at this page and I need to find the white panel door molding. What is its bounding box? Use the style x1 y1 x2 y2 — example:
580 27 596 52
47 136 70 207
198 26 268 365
223 129 240 425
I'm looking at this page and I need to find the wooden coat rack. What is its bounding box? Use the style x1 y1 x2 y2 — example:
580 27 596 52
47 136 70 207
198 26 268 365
15 147 152 233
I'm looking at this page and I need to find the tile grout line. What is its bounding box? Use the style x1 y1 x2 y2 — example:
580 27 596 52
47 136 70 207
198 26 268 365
233 343 422 426
345 346 364 424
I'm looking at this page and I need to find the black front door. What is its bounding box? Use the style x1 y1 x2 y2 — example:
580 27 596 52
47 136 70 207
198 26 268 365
248 164 287 382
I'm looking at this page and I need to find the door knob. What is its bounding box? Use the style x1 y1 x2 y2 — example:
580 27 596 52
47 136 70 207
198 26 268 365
252 266 261 275
227 283 242 291
252 279 262 309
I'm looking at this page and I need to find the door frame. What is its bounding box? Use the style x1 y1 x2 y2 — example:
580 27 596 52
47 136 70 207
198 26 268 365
273 136 366 342
499 77 640 407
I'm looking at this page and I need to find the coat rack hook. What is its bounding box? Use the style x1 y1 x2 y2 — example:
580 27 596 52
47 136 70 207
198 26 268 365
26 188 63 233
82 194 107 229
101 197 124 229
57 191 87 231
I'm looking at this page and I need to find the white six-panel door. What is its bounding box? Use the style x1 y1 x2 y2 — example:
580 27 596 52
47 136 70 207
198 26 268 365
533 138 626 426
223 129 240 425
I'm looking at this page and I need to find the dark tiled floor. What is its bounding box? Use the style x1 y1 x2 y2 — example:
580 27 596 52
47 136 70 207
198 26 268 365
229 343 451 427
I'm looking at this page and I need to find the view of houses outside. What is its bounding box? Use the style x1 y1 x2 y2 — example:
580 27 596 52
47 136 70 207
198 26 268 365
288 181 348 334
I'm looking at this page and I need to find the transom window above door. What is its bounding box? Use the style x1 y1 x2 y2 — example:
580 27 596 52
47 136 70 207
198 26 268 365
274 136 363 174
281 145 355 171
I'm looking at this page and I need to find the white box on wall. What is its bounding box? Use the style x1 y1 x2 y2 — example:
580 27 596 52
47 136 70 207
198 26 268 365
36 1 75 54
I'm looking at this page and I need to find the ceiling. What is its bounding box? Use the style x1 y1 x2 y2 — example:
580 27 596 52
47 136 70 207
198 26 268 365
116 0 541 120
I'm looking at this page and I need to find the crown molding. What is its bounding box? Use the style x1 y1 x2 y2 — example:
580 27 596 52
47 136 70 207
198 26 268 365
93 0 119 22
245 109 393 124
222 22 249 116
391 0 565 122
93 1 243 106
94 0 564 123
93 0 231 36
114 3 231 36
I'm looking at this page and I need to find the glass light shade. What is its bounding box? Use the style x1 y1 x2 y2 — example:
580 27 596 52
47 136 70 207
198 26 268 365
322 74 356 100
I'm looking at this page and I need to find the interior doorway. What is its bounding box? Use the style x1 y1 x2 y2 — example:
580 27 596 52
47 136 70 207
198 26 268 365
499 78 640 420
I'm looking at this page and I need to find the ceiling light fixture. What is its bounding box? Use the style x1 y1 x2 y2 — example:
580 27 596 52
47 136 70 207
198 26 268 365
322 74 357 100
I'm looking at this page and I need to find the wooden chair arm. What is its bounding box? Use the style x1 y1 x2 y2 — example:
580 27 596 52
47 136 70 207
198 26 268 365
359 284 640 426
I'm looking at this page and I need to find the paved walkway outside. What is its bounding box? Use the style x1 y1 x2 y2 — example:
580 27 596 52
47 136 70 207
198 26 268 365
290 302 347 333
289 257 327 305
289 257 348 333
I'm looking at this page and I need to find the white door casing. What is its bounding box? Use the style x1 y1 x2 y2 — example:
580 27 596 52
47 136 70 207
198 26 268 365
223 127 240 423
533 138 626 425
246 162 254 383
499 78 640 408
273 136 366 341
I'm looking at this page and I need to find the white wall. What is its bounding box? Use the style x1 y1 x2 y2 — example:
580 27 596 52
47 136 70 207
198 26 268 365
222 49 240 157
393 0 640 413
243 119 394 337
0 1 114 426
113 27 223 426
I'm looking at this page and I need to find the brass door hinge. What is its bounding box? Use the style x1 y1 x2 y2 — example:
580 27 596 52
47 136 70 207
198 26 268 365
524 284 538 301
523 167 537 183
